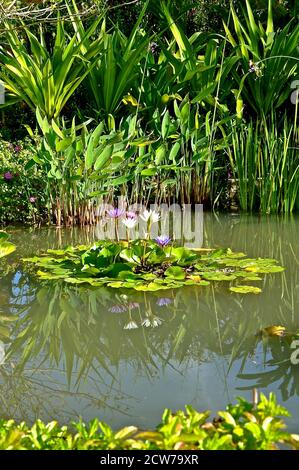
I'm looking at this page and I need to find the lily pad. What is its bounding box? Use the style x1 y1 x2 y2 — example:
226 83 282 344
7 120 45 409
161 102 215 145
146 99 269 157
229 286 262 294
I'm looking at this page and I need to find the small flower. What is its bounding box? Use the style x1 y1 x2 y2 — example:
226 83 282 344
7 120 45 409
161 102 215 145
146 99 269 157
128 302 139 310
3 172 13 181
29 196 36 203
155 235 171 248
109 304 127 313
14 145 22 152
124 320 138 330
150 42 158 53
140 209 160 223
142 316 162 328
122 218 137 229
107 208 125 218
151 211 160 223
187 275 201 283
156 297 172 307
152 316 162 327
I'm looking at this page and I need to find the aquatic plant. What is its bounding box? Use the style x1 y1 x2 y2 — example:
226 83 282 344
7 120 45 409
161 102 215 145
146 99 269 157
23 241 284 292
0 394 298 450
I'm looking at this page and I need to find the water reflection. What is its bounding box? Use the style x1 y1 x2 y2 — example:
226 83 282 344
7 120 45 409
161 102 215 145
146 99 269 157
0 214 298 428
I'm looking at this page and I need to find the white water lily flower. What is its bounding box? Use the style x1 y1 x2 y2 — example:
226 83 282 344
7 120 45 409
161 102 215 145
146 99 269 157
151 211 160 223
152 316 162 327
140 209 160 223
124 321 138 330
122 217 138 229
142 316 162 328
140 209 151 222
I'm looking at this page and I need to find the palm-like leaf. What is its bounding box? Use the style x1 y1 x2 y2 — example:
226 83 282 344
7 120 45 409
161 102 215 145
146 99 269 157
0 17 103 120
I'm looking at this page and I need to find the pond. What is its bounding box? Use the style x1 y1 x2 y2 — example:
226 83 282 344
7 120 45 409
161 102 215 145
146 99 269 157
0 213 299 432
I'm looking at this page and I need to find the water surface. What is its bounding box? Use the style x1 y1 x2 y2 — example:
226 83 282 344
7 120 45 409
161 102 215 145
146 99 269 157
0 213 298 431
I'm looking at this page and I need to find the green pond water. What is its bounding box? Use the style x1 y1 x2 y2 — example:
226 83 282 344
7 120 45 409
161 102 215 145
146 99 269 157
0 213 299 431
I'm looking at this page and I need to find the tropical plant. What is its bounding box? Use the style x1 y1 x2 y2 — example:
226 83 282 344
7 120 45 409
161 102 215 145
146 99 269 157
26 109 136 225
0 15 103 120
223 0 299 116
66 0 151 118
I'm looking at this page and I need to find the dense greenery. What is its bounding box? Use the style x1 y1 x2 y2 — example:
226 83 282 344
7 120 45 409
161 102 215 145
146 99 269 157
0 0 298 223
0 139 46 224
23 237 284 292
0 231 15 259
0 394 298 450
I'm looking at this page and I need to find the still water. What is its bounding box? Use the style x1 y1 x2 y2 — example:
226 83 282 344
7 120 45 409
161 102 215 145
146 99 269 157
0 213 299 431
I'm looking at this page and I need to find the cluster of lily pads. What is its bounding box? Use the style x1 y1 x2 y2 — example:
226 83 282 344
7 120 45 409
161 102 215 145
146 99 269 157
23 211 285 293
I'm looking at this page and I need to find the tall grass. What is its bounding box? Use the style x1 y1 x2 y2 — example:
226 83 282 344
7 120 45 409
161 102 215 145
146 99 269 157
226 114 299 213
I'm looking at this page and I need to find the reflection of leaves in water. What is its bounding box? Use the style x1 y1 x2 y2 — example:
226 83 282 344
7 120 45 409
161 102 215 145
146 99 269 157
1 216 299 419
0 362 135 424
237 337 299 402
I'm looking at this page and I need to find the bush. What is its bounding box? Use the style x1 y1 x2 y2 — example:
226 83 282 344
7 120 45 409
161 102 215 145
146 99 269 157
0 138 47 225
0 394 298 450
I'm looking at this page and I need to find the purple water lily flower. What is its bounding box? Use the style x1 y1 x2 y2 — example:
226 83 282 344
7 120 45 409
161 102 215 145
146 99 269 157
155 235 171 248
29 196 36 203
128 302 139 310
107 208 125 219
108 304 127 313
157 298 172 307
3 172 13 181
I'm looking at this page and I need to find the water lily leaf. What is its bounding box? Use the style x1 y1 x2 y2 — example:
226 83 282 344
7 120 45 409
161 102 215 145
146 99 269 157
249 266 285 274
118 271 140 280
225 249 247 259
64 278 87 284
164 266 185 280
201 272 237 281
229 286 262 294
106 281 124 288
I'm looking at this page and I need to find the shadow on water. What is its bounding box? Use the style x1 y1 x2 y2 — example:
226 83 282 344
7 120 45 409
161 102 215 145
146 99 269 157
0 213 299 429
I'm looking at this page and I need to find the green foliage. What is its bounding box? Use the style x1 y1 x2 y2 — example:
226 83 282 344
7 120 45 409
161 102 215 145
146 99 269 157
23 241 284 292
0 15 103 120
66 0 151 117
0 0 298 218
0 231 15 258
0 394 298 449
225 116 299 213
224 0 299 116
0 139 47 224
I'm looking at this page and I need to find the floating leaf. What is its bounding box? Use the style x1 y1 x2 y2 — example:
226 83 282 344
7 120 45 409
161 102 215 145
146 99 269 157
229 286 262 294
164 266 186 280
